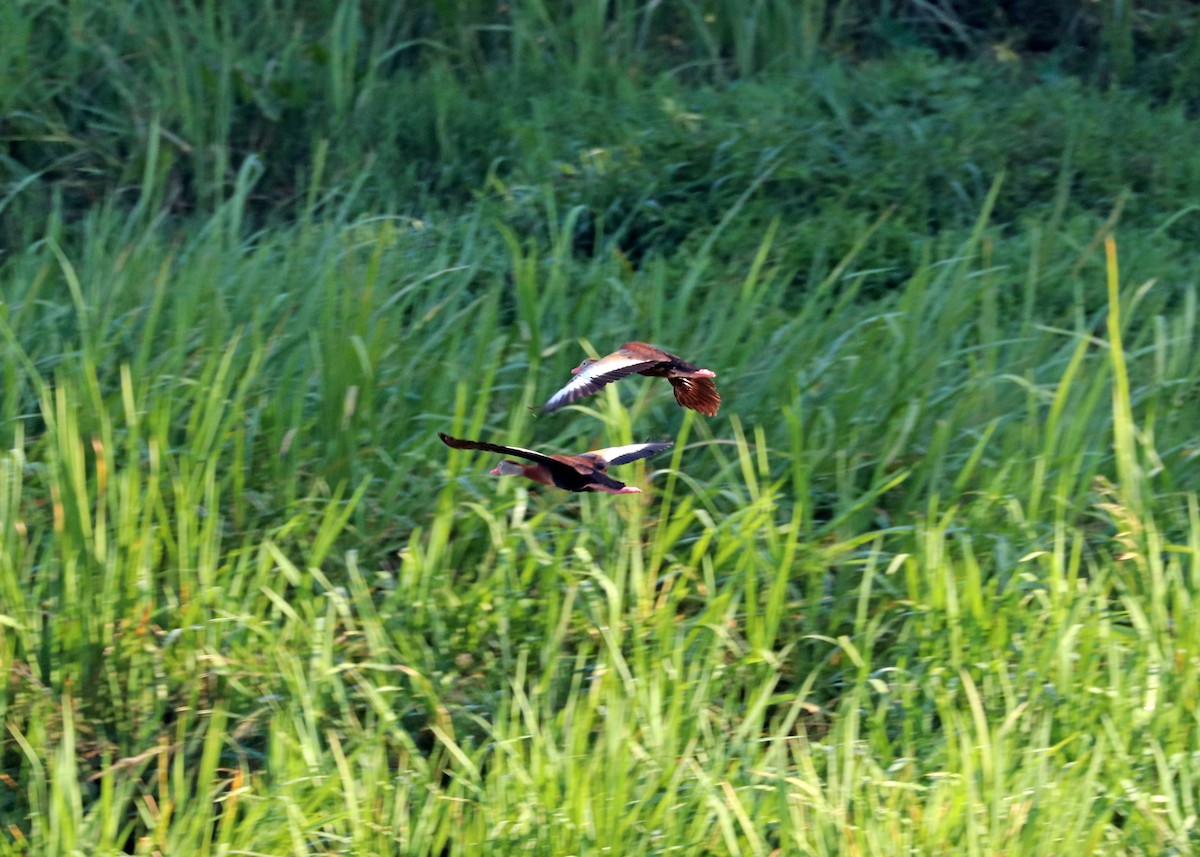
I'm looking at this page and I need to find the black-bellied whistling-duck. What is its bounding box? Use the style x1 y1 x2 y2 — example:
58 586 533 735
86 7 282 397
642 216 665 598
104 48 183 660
542 341 720 416
438 432 672 494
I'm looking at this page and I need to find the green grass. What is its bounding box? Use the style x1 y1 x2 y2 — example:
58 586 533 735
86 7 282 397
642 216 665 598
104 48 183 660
6 3 1200 855
8 0 1200 254
4 181 1200 853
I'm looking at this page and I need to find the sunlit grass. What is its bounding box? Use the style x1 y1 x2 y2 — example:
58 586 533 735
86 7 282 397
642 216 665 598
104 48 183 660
5 3 1200 851
2 172 1199 853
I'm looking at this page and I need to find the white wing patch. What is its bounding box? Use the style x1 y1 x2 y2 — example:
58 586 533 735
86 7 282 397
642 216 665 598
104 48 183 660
542 356 658 411
586 442 674 466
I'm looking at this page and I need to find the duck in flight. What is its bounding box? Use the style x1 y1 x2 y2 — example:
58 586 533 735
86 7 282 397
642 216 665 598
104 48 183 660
438 432 672 494
542 342 720 416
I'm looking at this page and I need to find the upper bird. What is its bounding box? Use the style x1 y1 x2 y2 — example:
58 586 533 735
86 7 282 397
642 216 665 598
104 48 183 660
438 432 672 495
542 341 720 416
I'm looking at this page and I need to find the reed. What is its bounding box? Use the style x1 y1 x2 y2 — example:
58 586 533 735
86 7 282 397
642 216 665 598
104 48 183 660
5 1 1200 852
2 171 1199 850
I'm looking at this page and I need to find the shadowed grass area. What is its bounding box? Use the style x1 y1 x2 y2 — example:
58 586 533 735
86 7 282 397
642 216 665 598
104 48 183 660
8 1 1200 258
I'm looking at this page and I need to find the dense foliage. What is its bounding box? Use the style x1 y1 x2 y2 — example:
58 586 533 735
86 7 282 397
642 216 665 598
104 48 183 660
3 2 1200 854
7 0 1200 241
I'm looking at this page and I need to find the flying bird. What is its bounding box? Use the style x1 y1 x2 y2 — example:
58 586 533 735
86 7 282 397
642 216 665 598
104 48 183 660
542 341 720 416
438 432 672 494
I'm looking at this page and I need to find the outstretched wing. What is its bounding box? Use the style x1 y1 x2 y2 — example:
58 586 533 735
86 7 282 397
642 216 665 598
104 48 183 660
668 377 721 416
542 352 660 412
582 441 674 467
438 432 561 469
616 341 672 361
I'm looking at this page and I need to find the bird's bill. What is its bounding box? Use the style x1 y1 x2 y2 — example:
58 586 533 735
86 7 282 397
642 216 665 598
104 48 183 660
490 460 525 476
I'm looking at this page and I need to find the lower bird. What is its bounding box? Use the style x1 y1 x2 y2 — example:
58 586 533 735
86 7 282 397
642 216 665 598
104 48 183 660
542 341 720 416
438 432 672 494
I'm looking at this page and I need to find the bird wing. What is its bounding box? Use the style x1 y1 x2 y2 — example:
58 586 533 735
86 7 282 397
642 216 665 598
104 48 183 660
542 353 660 411
668 377 721 416
438 432 562 469
616 341 670 361
541 454 632 491
622 341 714 375
582 441 674 467
440 433 638 492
